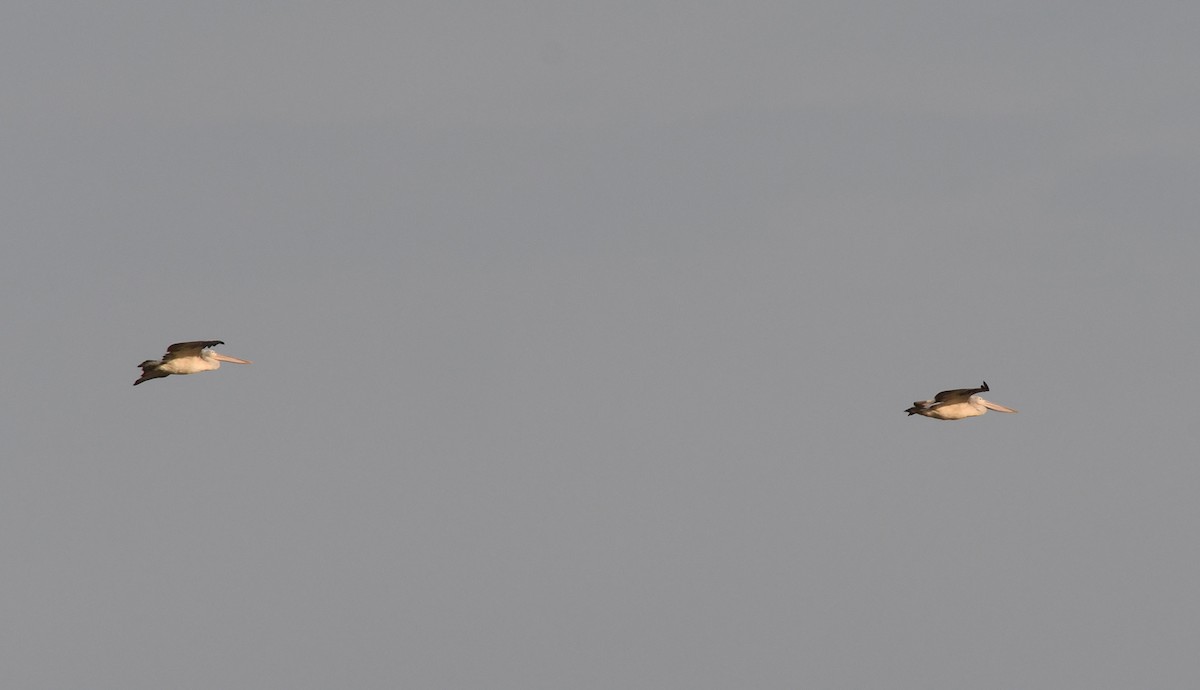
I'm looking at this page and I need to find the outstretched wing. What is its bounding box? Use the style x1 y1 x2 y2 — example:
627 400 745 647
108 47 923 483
933 381 988 403
163 340 224 361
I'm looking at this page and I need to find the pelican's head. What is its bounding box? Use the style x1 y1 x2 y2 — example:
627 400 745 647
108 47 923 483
979 398 1018 414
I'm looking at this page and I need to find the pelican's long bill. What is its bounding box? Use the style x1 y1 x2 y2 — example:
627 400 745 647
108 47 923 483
210 352 252 364
979 399 1018 414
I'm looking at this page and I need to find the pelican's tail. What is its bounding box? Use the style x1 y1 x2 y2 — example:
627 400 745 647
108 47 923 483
906 400 933 415
134 361 168 386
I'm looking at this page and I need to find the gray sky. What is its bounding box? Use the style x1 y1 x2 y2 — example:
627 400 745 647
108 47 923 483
3 2 1200 688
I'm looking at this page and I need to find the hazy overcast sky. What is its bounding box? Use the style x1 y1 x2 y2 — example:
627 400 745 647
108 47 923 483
3 2 1200 688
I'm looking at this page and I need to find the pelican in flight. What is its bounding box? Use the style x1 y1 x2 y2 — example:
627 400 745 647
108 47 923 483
134 341 251 386
906 381 1017 420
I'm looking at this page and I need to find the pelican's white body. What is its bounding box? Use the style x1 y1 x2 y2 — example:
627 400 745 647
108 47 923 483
158 351 247 375
915 397 1015 420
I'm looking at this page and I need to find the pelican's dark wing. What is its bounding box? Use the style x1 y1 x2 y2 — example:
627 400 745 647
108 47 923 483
933 381 988 403
162 340 224 361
